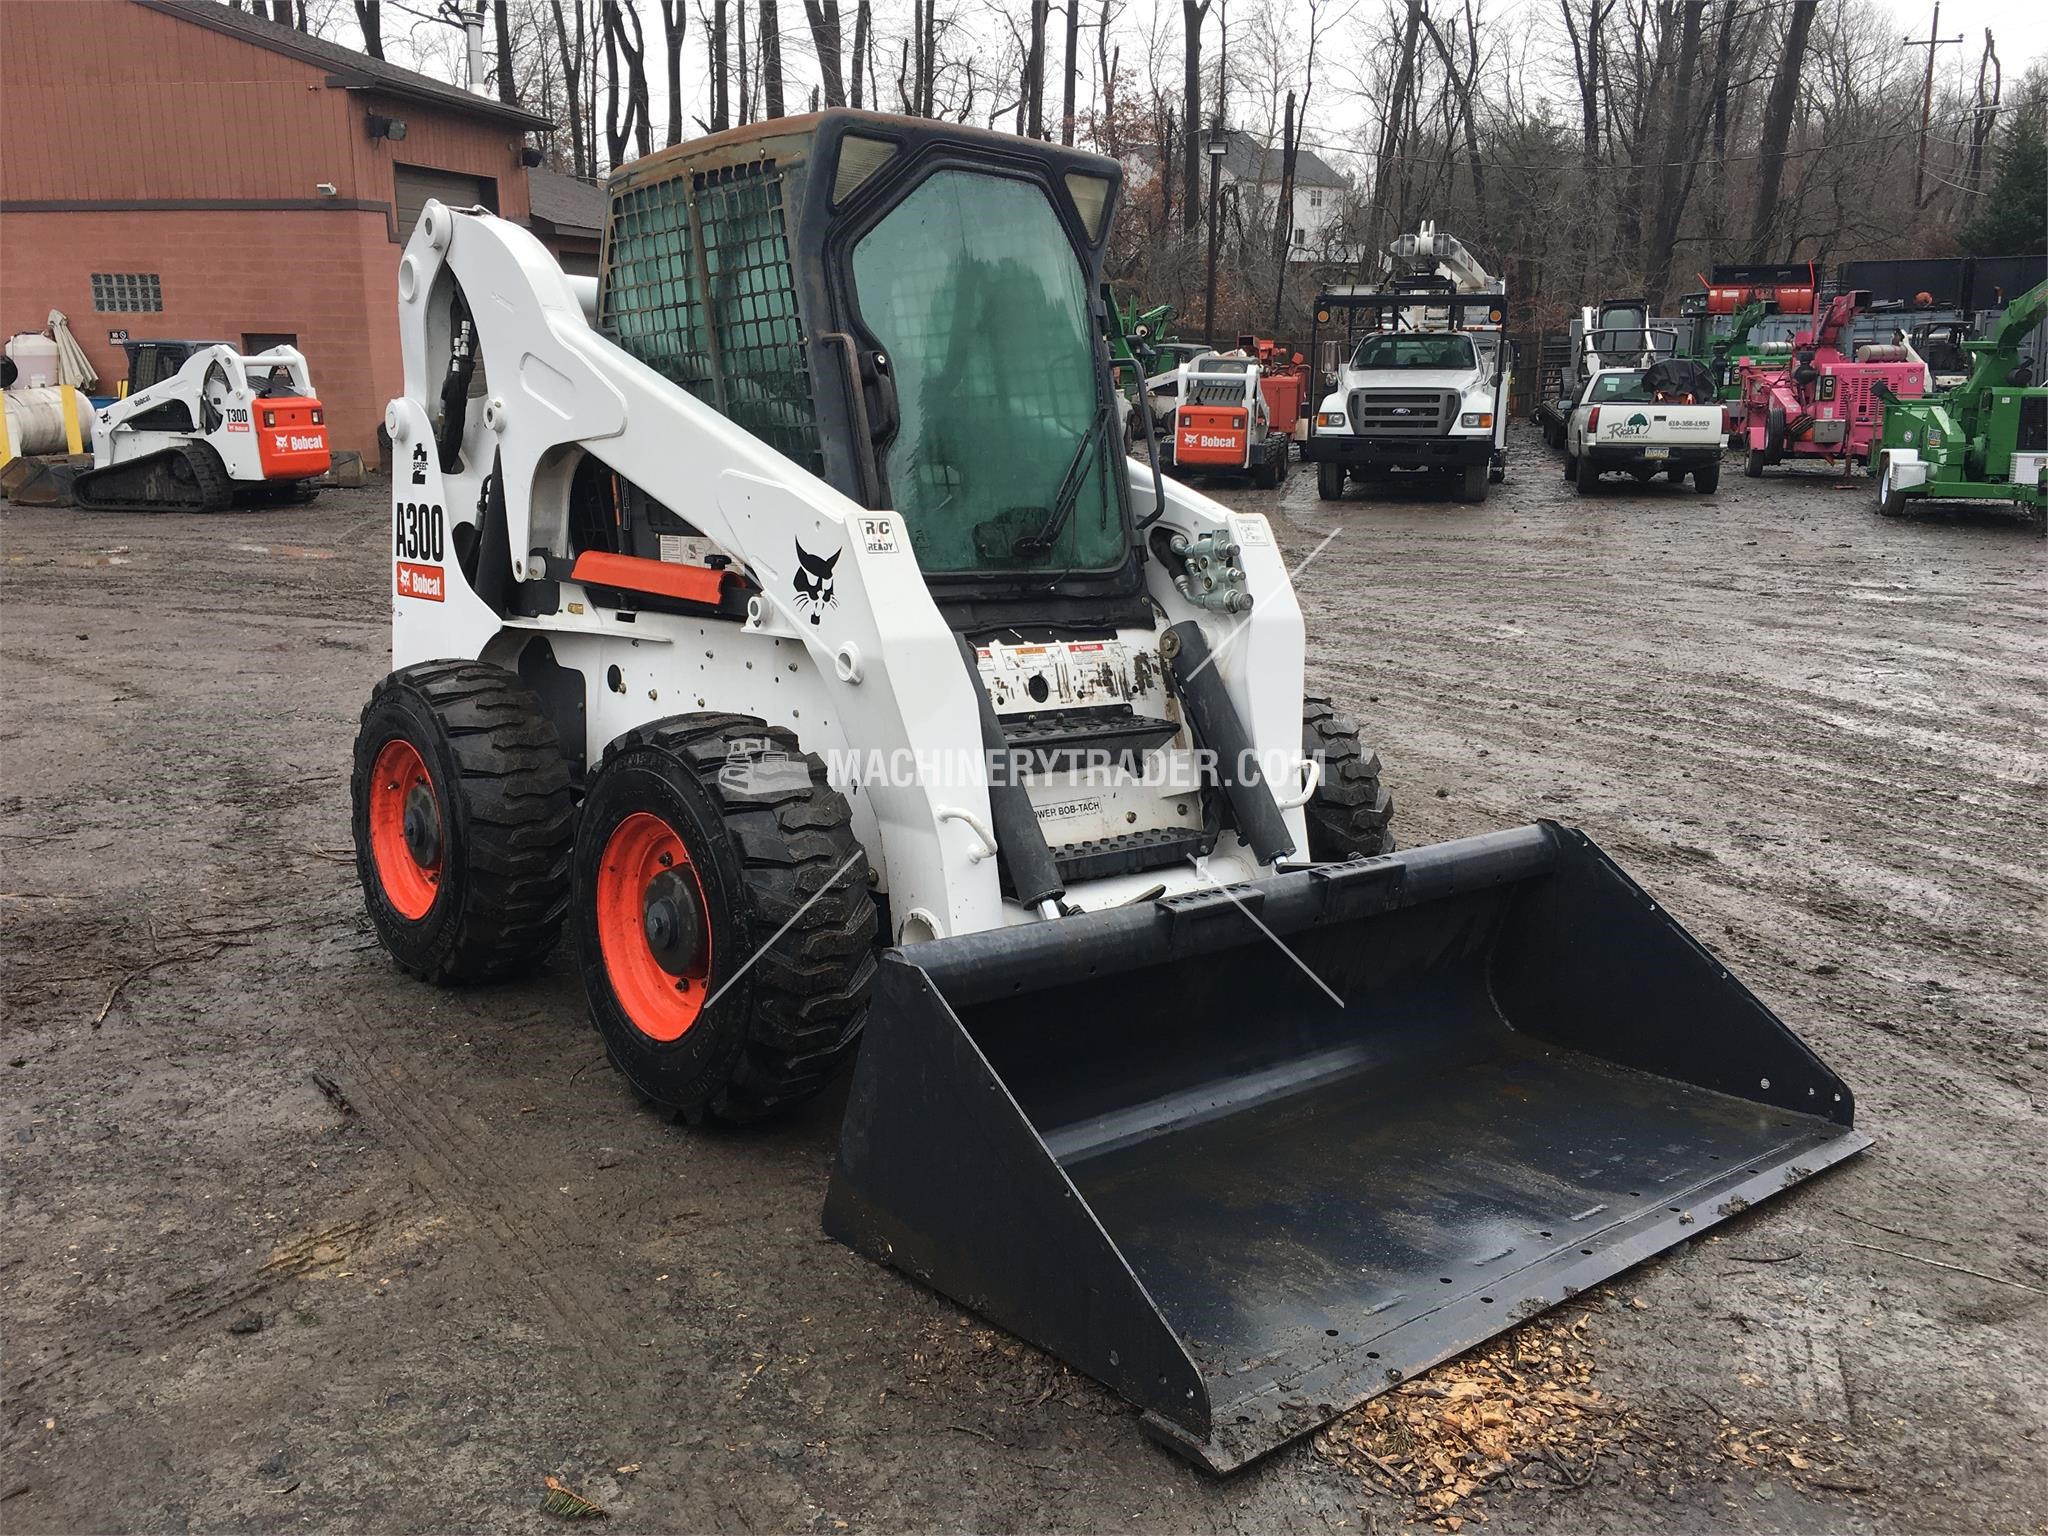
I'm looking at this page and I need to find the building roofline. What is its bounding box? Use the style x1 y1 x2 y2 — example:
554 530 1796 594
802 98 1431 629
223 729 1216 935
136 0 553 130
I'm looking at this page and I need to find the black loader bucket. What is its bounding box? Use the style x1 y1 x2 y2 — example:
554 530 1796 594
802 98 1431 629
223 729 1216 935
824 824 1871 1473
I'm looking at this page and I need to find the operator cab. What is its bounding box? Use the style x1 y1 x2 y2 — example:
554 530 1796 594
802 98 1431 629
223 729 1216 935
590 111 1142 630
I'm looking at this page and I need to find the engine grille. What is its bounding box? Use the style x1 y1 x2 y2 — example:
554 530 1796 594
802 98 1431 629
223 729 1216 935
1347 389 1456 435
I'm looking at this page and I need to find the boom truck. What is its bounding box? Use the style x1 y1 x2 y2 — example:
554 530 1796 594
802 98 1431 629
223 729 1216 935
1872 278 2047 532
349 112 1868 1473
1739 289 1926 477
1304 224 1511 502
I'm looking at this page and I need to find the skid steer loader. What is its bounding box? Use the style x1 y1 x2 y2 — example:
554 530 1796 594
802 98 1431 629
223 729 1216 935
350 111 1869 1473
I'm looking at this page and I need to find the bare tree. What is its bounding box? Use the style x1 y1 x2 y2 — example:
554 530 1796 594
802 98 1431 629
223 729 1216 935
1965 30 2002 206
651 0 685 142
1745 0 1817 260
1181 0 1212 233
1642 0 1705 310
1025 0 1050 138
353 0 382 58
804 0 846 106
1420 0 1486 226
550 0 592 175
1061 0 1081 143
759 0 784 117
494 0 516 103
604 0 653 164
849 0 870 108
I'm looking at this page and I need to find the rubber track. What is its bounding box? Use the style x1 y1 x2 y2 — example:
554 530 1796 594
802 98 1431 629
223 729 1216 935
613 714 878 1125
73 440 233 513
1302 694 1397 858
360 661 576 983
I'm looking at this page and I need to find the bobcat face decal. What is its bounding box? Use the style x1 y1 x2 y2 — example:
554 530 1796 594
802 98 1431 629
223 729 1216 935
793 540 841 624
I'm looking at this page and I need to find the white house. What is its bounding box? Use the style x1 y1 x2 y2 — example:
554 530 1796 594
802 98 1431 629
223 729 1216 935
1124 128 1354 262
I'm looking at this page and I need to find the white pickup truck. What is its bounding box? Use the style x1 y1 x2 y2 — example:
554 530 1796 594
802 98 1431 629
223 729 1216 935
1564 364 1726 494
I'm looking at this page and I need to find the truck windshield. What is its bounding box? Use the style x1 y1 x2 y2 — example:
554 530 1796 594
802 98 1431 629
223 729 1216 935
851 170 1123 576
1350 334 1476 370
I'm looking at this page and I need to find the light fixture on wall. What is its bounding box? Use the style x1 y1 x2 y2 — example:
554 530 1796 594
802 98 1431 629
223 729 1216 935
316 182 338 198
366 113 409 141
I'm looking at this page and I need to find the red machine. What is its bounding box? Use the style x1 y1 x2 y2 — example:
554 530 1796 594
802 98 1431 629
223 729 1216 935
1738 289 1926 477
1234 333 1312 441
1705 261 1819 318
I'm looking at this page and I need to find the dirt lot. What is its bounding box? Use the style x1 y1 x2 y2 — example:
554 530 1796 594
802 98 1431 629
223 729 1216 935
3 432 2044 1534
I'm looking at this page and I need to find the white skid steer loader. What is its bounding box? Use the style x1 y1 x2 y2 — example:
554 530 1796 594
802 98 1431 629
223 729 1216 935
351 112 1869 1473
1 344 330 511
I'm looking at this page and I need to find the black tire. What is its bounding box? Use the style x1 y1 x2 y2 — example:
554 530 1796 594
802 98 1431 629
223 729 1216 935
1744 447 1767 478
1575 449 1601 494
1457 461 1489 502
1563 448 1578 482
351 661 576 984
1316 459 1346 500
1252 453 1279 490
1488 455 1506 484
1302 695 1396 859
572 714 877 1125
1693 460 1721 494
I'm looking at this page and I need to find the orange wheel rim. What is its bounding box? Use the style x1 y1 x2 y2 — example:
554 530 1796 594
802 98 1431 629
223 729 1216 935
368 738 442 920
597 811 713 1041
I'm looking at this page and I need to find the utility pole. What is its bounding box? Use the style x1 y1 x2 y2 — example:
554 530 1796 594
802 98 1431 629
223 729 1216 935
1903 1 1964 207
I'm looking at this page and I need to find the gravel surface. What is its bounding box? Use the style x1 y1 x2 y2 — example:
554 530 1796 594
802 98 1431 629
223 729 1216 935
3 432 2043 1532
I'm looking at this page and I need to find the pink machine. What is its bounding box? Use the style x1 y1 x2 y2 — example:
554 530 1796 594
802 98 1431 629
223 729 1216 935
1738 289 1927 477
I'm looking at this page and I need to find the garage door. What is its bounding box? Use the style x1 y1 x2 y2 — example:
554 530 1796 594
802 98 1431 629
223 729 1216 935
393 165 499 242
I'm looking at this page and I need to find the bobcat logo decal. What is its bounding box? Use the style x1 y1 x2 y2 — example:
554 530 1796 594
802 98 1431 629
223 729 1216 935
792 540 840 624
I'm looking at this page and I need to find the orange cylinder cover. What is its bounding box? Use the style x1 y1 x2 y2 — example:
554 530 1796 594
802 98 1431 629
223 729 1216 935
255 397 332 480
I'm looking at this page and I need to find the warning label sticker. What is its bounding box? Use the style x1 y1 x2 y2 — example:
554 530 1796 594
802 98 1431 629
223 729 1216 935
396 561 444 601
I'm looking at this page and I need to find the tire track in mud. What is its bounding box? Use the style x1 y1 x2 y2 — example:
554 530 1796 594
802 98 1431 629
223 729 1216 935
314 1014 659 1425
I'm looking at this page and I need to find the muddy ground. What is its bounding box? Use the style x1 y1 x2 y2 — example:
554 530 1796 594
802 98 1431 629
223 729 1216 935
3 430 2043 1534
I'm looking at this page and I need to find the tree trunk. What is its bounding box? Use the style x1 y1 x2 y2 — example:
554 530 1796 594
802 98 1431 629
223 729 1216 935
657 0 685 143
709 0 730 129
1705 0 1735 247
1418 8 1484 224
919 0 936 115
1060 0 1080 144
1745 0 1817 261
849 0 869 109
759 0 784 118
354 1 383 58
1096 0 1118 151
494 0 517 103
550 0 589 176
1965 31 2001 206
1181 0 1211 235
803 0 845 107
736 0 750 123
1271 89 1296 261
1642 0 1704 311
1367 0 1423 254
1025 0 1048 139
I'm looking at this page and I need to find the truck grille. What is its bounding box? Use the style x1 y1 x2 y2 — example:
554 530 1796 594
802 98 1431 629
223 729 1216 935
1348 389 1456 435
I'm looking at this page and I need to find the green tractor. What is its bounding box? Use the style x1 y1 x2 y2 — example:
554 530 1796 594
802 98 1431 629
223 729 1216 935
1872 278 2047 534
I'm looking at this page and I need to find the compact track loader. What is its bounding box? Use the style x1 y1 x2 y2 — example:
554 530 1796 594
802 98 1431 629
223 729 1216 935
350 111 1868 1472
0 344 329 511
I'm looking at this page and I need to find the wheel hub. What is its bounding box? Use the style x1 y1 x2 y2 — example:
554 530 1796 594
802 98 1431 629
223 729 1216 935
642 869 705 977
401 782 441 867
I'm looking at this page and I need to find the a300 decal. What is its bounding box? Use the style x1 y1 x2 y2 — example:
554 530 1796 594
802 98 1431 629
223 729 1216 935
396 501 444 563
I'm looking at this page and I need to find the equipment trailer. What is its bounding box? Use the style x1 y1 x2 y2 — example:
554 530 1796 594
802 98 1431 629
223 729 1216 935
350 112 1869 1473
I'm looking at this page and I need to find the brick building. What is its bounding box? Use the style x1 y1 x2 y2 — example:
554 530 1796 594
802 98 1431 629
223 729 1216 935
0 0 551 458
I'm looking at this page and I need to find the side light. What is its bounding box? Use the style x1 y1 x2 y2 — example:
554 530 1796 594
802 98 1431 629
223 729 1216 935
1460 412 1493 429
